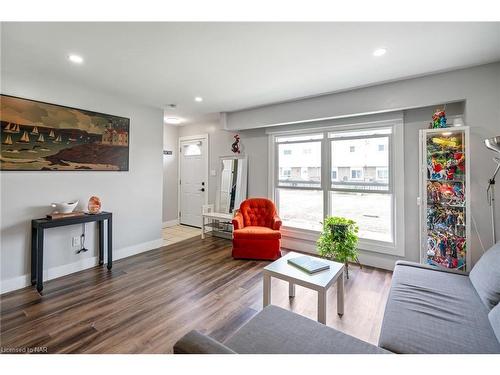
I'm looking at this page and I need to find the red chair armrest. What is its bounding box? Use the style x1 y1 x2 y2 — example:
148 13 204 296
232 212 244 230
271 214 282 230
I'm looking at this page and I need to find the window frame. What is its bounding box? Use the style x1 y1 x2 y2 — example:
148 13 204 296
349 167 364 180
275 136 323 191
376 166 389 181
331 167 338 181
268 118 405 256
281 168 291 178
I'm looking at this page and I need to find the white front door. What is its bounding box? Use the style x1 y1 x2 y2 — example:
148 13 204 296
179 137 207 227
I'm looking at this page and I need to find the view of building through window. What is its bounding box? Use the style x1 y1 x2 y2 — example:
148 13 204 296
275 127 393 242
331 135 389 186
278 141 321 188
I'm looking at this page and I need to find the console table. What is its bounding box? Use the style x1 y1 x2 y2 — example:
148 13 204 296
31 211 112 293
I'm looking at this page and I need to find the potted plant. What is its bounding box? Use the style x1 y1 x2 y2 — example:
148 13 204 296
317 216 360 279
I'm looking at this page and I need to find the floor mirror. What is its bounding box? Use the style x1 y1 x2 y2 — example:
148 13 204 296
216 155 248 215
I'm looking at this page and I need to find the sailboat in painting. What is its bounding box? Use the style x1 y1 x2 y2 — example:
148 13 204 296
53 134 62 143
3 123 13 133
17 131 30 143
37 133 45 143
2 134 13 145
31 126 39 135
3 123 20 133
49 130 55 138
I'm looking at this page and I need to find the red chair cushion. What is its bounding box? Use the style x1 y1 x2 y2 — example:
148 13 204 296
240 198 277 228
233 226 282 240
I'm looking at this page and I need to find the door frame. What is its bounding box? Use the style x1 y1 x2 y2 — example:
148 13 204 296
178 134 209 225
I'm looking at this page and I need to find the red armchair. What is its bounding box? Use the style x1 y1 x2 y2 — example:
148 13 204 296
232 198 282 260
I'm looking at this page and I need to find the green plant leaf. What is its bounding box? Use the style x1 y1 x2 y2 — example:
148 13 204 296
316 216 359 264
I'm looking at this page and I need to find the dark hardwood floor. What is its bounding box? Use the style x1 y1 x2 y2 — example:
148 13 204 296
0 236 392 353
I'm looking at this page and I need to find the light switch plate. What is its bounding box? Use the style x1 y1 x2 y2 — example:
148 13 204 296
210 169 217 176
72 237 80 247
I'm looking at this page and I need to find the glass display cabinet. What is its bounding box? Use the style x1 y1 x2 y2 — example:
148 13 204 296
418 126 470 271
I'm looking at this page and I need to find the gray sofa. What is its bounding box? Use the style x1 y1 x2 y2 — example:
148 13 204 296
174 243 500 354
174 305 389 354
379 259 500 353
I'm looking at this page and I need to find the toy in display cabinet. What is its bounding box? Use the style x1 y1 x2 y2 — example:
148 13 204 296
419 119 470 272
429 108 448 129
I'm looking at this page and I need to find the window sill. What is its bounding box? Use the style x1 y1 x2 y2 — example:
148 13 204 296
280 226 404 257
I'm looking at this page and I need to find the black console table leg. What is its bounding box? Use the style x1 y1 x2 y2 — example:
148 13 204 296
107 217 113 270
98 220 104 265
36 229 44 293
31 227 37 285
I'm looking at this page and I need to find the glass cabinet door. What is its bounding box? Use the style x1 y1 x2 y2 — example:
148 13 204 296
422 128 468 271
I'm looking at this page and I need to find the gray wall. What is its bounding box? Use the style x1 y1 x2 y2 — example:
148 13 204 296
162 124 179 223
1 71 164 292
232 63 500 269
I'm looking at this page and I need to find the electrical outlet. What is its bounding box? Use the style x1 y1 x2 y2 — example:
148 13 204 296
72 236 80 247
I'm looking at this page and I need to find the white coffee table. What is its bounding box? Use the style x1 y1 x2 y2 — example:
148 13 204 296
262 251 345 324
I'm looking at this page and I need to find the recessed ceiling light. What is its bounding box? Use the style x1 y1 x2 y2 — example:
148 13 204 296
194 97 203 102
373 48 387 57
68 54 84 64
165 117 181 125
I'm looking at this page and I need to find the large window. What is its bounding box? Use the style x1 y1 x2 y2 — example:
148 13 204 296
275 133 323 231
271 120 404 255
330 127 392 242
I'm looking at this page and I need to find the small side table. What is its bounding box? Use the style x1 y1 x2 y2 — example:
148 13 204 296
201 211 233 239
262 251 345 324
31 212 112 293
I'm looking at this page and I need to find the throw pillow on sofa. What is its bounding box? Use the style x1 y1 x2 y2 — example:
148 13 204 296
489 302 500 343
470 242 500 310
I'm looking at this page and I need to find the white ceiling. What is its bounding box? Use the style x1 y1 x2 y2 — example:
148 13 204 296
2 22 500 125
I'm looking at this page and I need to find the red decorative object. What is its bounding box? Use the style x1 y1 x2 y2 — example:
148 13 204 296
231 134 241 154
231 198 282 260
88 196 102 214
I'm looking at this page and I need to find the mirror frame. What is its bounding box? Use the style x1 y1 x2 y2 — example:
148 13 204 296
215 155 248 214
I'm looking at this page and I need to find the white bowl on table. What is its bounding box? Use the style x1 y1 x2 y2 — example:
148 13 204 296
50 201 79 214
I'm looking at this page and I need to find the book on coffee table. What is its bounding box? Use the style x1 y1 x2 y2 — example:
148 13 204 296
287 255 330 274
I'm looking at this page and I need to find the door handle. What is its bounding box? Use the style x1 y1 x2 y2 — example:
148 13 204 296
200 188 205 192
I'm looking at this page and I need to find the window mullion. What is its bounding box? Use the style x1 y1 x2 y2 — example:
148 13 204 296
322 133 330 220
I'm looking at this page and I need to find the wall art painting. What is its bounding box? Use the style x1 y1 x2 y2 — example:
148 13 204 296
0 95 129 171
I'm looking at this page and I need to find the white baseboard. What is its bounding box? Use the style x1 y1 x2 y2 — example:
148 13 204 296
0 275 32 295
114 238 164 260
0 238 163 295
162 218 179 228
45 256 101 281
